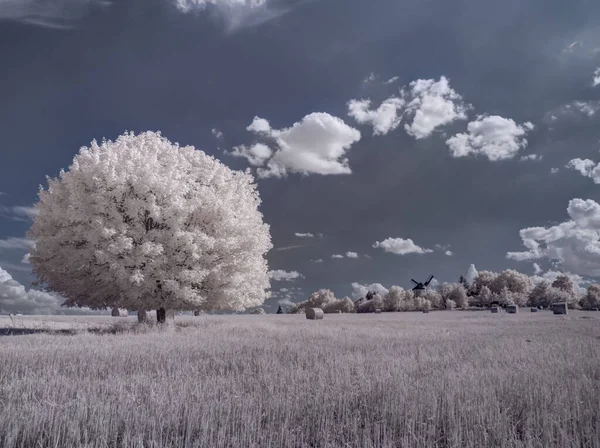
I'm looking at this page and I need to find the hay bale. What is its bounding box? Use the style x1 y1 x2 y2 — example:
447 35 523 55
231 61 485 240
111 308 128 317
591 308 599 312
336 310 342 314
552 302 568 315
306 308 324 320
423 309 430 314
530 307 538 313
193 310 200 316
375 309 382 314
506 305 518 314
490 306 499 313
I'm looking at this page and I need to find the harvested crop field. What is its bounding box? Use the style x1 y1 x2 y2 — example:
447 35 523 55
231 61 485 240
1 311 599 448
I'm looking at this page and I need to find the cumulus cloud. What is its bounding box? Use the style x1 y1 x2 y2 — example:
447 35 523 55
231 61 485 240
345 252 359 258
0 0 110 28
445 250 453 256
384 76 400 85
212 128 224 140
294 232 314 238
544 101 600 124
238 113 361 178
507 198 600 276
227 143 272 166
567 158 600 183
351 282 389 299
465 264 478 285
347 76 467 139
551 168 560 174
520 154 541 162
372 237 433 255
347 97 405 136
446 115 534 161
174 0 297 32
362 72 377 84
533 263 542 275
593 67 600 87
0 265 77 314
404 76 468 139
310 258 324 263
21 253 30 264
331 254 344 259
269 269 304 281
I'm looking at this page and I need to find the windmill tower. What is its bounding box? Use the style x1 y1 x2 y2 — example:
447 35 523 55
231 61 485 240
411 275 434 297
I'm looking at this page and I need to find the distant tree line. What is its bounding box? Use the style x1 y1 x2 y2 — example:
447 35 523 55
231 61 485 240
286 269 600 314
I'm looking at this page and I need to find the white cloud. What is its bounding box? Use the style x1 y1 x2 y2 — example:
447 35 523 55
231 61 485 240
372 237 433 255
0 265 74 314
520 154 541 162
562 41 582 53
269 269 304 281
446 115 534 161
174 0 295 32
21 253 30 264
294 232 314 238
331 254 344 259
310 258 324 263
363 72 377 84
351 282 389 299
227 143 272 166
0 0 110 28
242 113 361 178
347 97 405 136
0 237 35 250
212 128 224 140
274 244 304 252
593 67 600 87
384 76 399 85
551 167 560 174
546 101 600 124
345 251 359 258
445 250 453 256
404 76 468 139
507 198 600 276
566 158 600 183
465 264 478 285
533 263 542 275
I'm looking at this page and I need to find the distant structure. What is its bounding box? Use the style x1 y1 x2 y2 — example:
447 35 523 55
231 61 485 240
276 305 284 314
411 275 434 297
506 305 518 314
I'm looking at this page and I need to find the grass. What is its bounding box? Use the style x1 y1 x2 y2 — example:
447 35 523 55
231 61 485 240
0 311 599 447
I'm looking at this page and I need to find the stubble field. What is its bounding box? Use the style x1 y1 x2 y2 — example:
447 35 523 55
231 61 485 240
0 311 599 448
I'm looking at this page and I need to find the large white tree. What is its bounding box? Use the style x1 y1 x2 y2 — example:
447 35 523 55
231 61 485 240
28 131 272 322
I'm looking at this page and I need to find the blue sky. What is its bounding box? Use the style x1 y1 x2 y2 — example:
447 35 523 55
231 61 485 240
1 0 600 313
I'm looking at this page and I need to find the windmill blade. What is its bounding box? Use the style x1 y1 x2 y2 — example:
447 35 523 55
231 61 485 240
411 279 419 285
425 275 434 285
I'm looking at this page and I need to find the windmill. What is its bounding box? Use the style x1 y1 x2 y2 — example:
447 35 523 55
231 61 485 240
411 275 434 297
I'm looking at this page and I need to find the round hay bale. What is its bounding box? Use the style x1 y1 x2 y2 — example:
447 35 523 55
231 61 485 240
375 309 382 314
306 308 324 320
423 309 430 314
506 305 518 314
552 302 568 315
530 307 538 313
111 308 128 317
193 310 200 316
490 306 500 313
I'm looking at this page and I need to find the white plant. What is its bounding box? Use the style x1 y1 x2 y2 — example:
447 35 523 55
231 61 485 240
28 131 272 321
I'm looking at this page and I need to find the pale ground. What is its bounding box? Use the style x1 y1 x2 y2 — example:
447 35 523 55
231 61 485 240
0 310 599 448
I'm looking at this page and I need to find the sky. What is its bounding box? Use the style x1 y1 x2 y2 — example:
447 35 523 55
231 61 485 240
1 0 600 313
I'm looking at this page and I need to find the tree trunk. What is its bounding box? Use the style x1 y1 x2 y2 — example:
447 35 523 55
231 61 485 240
193 310 200 316
137 310 148 323
156 307 166 324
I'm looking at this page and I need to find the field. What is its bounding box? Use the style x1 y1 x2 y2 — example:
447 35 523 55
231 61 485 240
0 311 599 448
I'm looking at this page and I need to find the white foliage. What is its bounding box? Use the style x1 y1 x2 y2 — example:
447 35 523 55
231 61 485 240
350 282 389 299
28 131 272 313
